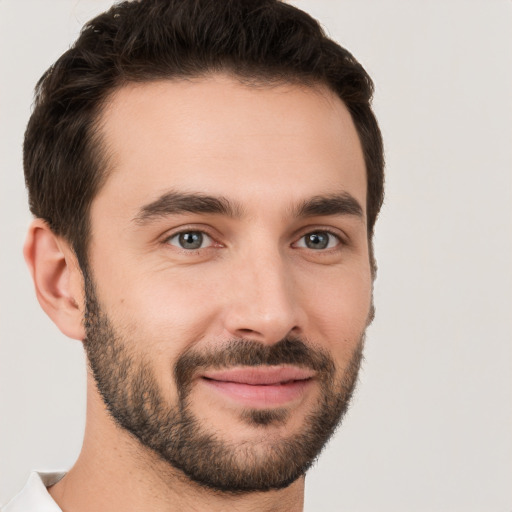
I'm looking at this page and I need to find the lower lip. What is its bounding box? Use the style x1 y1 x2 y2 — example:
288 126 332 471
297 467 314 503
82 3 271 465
200 378 312 408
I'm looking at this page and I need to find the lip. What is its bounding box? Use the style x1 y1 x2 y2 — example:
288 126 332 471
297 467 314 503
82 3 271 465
200 366 315 408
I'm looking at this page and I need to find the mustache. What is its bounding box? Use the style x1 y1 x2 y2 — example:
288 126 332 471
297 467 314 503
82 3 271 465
174 337 336 394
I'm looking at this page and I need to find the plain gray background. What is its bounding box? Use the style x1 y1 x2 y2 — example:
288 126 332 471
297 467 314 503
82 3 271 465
1 1 511 510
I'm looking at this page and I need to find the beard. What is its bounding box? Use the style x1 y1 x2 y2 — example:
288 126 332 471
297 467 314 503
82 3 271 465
82 273 365 493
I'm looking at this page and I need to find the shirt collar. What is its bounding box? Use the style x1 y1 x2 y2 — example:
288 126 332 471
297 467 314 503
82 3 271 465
2 471 65 512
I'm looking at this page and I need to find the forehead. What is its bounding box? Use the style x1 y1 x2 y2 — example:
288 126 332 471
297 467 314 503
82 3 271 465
94 75 366 217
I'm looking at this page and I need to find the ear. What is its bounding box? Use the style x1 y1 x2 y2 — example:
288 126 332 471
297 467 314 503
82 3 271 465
23 219 86 341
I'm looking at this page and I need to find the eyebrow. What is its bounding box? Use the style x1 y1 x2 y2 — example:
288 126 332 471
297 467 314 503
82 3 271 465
293 192 364 220
133 191 243 225
133 190 364 225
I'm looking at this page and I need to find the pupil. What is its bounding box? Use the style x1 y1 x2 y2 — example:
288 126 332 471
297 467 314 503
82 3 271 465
306 232 328 250
179 232 202 249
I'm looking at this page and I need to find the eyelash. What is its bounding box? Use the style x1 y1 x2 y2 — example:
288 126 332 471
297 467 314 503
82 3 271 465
164 228 220 252
292 230 342 250
163 227 344 252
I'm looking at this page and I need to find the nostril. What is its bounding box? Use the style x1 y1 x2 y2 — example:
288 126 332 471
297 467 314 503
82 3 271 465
238 328 257 336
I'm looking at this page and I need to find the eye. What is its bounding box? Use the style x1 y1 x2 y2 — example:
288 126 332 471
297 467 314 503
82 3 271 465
295 231 340 250
167 231 213 250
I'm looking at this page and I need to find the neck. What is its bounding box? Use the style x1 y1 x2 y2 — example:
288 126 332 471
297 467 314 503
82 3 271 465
49 378 305 512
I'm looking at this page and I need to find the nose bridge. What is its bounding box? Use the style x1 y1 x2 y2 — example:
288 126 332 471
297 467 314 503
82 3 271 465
223 240 301 343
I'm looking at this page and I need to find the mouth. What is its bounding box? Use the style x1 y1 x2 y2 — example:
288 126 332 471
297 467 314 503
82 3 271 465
199 366 315 408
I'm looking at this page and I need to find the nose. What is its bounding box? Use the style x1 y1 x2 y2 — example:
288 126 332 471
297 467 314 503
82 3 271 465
221 248 304 344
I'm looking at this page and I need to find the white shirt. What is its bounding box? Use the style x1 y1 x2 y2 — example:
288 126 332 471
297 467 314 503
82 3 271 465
2 472 65 512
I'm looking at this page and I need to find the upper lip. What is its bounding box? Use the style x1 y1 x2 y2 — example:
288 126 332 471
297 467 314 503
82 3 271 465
201 366 315 385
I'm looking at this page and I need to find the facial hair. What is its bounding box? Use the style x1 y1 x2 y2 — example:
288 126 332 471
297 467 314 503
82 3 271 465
82 273 365 493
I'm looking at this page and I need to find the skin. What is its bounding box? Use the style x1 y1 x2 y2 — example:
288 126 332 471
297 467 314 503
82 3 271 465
24 75 372 512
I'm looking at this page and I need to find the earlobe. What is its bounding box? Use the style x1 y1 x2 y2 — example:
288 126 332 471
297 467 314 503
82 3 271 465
24 219 86 341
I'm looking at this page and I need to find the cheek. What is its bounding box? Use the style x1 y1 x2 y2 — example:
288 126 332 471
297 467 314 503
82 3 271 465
300 264 372 360
95 263 221 361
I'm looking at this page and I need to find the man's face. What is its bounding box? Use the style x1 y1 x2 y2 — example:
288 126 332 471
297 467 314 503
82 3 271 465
84 76 372 491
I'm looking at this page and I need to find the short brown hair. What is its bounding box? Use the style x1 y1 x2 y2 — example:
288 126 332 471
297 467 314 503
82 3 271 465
24 0 384 268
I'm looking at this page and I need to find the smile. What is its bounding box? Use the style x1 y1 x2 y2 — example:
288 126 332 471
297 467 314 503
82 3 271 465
200 366 315 408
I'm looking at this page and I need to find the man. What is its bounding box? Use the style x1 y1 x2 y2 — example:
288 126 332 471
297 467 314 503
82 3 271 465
4 0 384 510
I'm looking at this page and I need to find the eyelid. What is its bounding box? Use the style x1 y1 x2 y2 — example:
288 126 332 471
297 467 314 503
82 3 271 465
293 230 342 250
166 231 213 249
161 225 223 249
292 225 347 247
